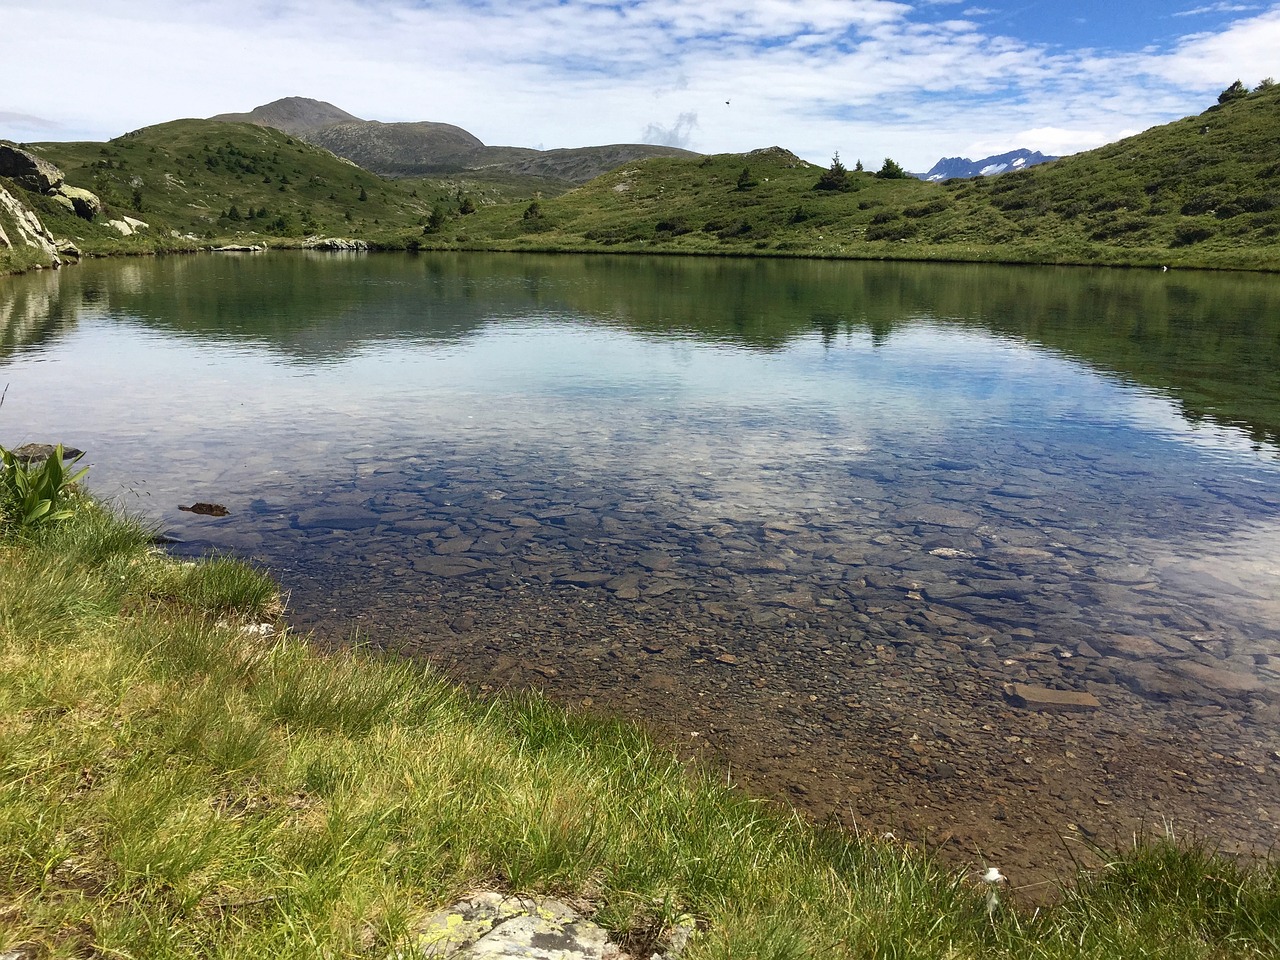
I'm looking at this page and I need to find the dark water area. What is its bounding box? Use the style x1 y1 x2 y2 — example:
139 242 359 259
4 252 1279 889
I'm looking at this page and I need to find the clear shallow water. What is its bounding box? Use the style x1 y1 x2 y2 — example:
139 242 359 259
4 252 1279 882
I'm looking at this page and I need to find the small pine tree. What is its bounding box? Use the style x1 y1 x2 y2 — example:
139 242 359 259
424 204 448 233
459 196 476 215
855 159 864 172
1255 77 1275 92
130 188 144 213
1217 79 1248 104
736 166 757 191
523 200 542 220
875 157 910 180
358 185 368 201
814 152 851 192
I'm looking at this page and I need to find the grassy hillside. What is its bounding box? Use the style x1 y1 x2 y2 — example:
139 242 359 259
0 120 560 275
413 85 1280 270
4 85 1279 274
23 120 431 248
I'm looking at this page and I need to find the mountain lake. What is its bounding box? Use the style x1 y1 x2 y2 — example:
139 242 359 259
3 251 1278 887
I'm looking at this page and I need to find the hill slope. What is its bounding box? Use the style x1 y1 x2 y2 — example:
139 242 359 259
16 120 436 254
414 87 1280 270
210 97 698 184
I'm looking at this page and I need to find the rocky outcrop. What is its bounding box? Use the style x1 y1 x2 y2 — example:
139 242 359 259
106 215 149 236
1 142 102 223
302 236 369 250
59 186 101 220
0 182 62 266
0 143 64 192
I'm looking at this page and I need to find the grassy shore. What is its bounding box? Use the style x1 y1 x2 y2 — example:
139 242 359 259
2 499 1279 958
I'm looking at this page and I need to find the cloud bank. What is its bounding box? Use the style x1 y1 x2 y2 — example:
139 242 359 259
2 0 1278 168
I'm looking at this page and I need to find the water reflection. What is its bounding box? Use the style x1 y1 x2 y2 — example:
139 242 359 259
2 252 1279 882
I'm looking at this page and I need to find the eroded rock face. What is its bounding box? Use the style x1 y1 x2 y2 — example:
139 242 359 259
0 142 64 193
1 142 101 223
0 183 60 264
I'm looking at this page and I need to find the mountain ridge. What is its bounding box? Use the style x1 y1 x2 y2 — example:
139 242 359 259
917 149 1058 182
210 96 697 184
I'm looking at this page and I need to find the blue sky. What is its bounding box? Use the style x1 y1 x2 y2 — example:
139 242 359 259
1 0 1277 169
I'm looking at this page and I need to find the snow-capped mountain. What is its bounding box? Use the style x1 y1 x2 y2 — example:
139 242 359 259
916 149 1057 182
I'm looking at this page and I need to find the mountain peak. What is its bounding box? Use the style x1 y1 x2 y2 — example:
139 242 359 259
210 97 363 136
917 148 1056 182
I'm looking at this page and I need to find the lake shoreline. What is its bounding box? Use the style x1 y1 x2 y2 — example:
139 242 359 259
5 229 1280 282
3 498 1279 957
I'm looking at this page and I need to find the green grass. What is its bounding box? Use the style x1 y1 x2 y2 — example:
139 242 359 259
2 500 1279 958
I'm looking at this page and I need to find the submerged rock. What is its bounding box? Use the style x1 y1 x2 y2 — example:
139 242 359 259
1003 683 1101 713
9 443 84 463
179 502 230 517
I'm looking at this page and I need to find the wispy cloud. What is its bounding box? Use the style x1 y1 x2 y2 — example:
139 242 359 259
643 112 700 149
1173 2 1261 16
1 0 1278 168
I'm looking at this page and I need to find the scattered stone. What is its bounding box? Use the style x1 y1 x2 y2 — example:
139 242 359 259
903 505 982 529
1004 683 1101 713
435 536 476 555
1092 633 1165 658
179 502 230 517
404 891 608 960
413 557 493 578
1174 661 1266 696
295 506 379 530
560 571 612 587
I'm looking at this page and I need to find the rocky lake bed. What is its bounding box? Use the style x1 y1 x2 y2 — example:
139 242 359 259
166 435 1280 893
5 253 1279 895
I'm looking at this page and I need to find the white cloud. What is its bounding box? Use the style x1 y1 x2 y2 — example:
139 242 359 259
1 0 1278 169
1173 2 1261 16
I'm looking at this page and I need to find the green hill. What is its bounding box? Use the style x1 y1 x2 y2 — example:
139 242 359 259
21 120 431 248
3 84 1279 276
1 119 559 273
414 84 1280 271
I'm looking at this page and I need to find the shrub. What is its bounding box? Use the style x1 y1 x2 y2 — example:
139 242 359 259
0 445 89 530
1172 223 1215 246
875 158 911 180
865 220 917 241
904 199 949 219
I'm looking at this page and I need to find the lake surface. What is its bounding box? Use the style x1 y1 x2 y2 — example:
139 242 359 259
4 252 1279 886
